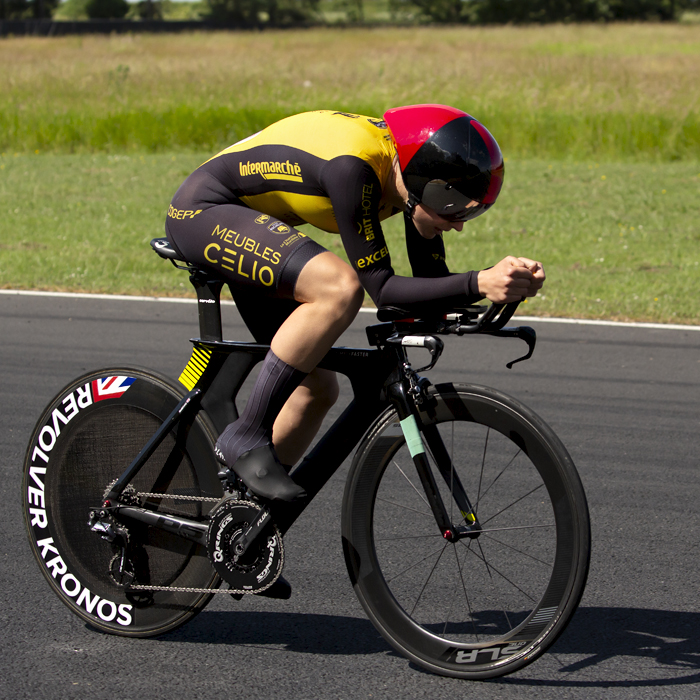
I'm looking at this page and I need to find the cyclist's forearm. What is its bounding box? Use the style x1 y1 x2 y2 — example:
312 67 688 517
364 268 482 309
404 213 451 278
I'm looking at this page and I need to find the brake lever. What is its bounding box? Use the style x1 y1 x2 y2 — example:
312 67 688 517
386 333 445 372
483 326 537 369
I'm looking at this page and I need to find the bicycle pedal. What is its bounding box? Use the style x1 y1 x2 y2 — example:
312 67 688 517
258 576 292 600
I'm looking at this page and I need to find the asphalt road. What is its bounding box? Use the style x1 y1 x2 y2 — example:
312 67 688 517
1 292 699 700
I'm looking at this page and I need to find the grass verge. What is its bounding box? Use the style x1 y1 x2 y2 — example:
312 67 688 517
2 24 700 160
1 152 698 324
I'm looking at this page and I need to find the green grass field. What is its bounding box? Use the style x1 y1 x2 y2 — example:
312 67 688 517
2 24 700 160
2 152 697 323
1 25 699 323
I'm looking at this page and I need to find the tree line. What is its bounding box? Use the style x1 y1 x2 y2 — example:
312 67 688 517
406 0 695 23
2 0 697 24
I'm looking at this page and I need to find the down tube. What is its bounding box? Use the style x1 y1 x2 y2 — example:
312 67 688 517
273 397 386 534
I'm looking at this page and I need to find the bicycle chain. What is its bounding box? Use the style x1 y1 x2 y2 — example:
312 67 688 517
103 479 223 504
126 583 234 594
108 489 279 596
132 491 221 503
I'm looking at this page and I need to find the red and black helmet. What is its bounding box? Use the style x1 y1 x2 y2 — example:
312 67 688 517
384 104 504 222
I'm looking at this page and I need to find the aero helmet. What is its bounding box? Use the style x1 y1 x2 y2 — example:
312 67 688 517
384 104 504 222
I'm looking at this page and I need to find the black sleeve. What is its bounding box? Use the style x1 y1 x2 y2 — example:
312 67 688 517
404 212 451 277
321 156 483 311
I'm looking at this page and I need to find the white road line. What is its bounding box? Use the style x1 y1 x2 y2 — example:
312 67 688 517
1 289 698 332
0 289 226 304
512 315 700 331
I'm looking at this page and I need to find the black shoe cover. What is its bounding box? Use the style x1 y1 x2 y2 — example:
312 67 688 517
224 445 306 502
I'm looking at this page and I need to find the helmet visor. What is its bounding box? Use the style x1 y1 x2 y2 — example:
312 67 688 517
421 180 490 222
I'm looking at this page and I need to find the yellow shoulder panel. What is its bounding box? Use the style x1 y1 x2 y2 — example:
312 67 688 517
213 111 396 187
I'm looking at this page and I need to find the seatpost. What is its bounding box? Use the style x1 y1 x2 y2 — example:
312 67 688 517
189 269 225 341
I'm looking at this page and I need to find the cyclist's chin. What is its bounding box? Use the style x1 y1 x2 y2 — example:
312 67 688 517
415 224 441 240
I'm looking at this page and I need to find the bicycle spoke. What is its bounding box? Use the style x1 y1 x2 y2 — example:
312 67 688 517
481 532 554 567
390 459 430 509
480 482 546 528
375 533 442 542
450 541 481 642
473 447 522 514
471 523 555 535
409 543 448 617
476 426 489 518
475 537 514 633
459 539 538 604
384 542 448 585
375 495 432 519
449 422 455 523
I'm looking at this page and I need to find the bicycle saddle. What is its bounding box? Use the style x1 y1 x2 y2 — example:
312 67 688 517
150 237 185 261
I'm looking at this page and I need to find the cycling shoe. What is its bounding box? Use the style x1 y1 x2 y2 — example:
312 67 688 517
216 444 306 502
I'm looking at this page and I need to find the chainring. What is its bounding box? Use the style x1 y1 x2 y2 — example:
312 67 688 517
206 498 284 594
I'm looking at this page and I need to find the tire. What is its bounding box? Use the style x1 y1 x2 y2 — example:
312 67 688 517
342 383 590 679
22 368 223 637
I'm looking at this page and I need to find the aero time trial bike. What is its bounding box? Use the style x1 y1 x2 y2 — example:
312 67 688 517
22 238 590 680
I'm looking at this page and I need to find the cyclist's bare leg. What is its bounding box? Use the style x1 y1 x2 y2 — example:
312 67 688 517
272 369 339 467
268 252 361 464
270 251 364 372
216 252 362 500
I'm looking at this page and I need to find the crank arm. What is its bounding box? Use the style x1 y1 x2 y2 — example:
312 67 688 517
232 506 272 559
113 505 208 546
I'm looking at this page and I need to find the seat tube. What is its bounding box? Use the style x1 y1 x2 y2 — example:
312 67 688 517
189 270 225 341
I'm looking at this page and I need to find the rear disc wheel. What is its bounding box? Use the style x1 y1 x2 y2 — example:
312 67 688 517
23 368 223 637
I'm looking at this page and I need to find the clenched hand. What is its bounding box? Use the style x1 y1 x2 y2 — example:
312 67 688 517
477 256 545 303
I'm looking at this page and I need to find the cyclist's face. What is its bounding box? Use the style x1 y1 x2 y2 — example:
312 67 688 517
413 204 465 239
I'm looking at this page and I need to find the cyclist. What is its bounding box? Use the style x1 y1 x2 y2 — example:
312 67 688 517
166 104 545 504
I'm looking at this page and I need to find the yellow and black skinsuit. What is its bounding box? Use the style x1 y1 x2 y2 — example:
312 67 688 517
166 110 482 340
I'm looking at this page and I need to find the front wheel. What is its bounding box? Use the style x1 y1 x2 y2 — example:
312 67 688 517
22 368 223 637
342 383 590 679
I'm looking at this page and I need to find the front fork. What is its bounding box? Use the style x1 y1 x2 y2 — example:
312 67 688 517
385 343 481 543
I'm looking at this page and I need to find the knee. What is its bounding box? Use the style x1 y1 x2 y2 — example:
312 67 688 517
326 265 364 318
298 253 364 319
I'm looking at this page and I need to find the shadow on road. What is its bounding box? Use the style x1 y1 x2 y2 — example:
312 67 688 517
515 606 700 687
163 607 391 654
160 606 699 686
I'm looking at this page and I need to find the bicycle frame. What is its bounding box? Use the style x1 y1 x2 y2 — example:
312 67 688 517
101 253 535 550
102 266 422 540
